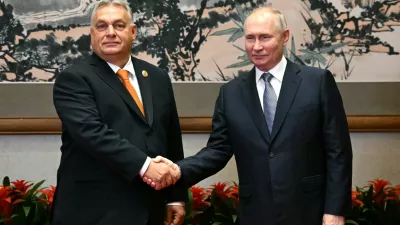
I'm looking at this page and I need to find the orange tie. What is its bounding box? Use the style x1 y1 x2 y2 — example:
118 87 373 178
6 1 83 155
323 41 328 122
116 69 145 116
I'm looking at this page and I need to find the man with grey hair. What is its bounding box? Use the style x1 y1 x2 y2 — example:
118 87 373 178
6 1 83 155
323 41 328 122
52 1 187 224
148 7 353 225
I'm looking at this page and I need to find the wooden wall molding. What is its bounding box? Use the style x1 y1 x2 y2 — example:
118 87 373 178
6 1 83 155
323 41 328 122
0 116 399 134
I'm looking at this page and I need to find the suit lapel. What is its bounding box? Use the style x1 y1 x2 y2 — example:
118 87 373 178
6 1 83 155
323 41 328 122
240 67 271 144
270 60 301 142
132 57 154 128
89 53 147 124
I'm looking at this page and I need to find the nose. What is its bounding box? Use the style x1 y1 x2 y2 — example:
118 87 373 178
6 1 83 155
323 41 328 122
106 25 116 37
253 39 262 51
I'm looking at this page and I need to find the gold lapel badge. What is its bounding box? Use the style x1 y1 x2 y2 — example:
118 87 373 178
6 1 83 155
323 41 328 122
142 70 148 78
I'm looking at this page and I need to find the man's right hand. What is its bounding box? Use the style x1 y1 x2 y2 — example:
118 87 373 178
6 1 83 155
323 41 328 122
142 156 181 190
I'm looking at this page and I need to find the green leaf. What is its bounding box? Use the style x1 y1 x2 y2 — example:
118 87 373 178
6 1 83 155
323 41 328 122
365 185 374 203
345 219 359 225
227 30 244 43
185 189 193 218
298 49 327 65
24 206 31 217
288 50 306 65
211 191 235 223
214 59 227 80
27 180 45 196
232 44 245 52
290 36 296 62
226 60 252 69
211 28 241 36
11 206 27 224
237 53 248 61
235 4 247 24
231 19 244 30
232 215 237 222
283 47 289 58
32 201 48 224
214 212 230 219
318 42 349 54
3 176 11 187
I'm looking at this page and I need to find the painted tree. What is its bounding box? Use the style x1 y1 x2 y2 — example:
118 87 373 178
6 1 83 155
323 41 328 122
300 0 399 79
128 0 261 81
0 0 24 81
0 0 92 81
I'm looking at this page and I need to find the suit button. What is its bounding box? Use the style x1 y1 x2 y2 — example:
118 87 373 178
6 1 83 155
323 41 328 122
147 129 153 136
269 152 275 158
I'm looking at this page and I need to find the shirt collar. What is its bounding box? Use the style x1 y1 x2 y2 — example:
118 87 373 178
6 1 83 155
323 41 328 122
255 56 287 83
106 56 135 76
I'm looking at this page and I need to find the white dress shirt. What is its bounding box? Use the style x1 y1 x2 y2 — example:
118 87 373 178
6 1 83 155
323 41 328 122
255 56 287 109
107 58 183 206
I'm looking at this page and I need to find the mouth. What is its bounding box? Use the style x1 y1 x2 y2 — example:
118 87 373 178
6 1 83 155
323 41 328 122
253 55 265 59
103 42 120 46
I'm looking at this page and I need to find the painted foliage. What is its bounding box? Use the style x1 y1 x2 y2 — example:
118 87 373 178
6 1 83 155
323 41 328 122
0 0 399 82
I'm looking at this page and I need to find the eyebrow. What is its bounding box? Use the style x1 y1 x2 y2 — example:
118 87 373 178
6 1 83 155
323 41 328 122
245 32 272 36
95 19 127 24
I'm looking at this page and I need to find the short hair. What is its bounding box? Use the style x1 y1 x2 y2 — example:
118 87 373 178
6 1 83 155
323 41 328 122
245 7 288 32
90 0 134 26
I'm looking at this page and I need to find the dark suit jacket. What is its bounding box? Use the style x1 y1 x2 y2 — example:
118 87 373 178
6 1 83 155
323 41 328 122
51 53 187 225
178 60 353 225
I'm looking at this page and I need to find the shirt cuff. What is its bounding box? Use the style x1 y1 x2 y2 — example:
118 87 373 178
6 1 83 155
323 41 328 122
139 157 151 177
167 202 185 206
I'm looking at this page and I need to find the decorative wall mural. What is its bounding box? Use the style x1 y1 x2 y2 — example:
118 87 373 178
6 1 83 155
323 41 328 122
0 0 399 82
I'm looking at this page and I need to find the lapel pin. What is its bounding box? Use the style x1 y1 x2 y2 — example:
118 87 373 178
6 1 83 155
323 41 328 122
142 70 148 78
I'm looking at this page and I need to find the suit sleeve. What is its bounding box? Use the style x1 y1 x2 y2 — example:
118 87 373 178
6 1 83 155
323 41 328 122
53 69 147 182
177 85 234 187
162 72 188 203
320 70 353 216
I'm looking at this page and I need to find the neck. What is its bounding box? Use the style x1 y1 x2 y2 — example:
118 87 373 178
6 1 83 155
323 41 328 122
101 54 130 68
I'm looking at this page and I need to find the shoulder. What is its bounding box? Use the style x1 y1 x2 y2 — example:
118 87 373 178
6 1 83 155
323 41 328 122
285 60 332 84
217 72 249 96
55 59 92 83
299 64 327 75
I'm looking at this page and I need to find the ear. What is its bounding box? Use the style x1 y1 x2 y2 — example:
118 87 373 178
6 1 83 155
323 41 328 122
282 29 290 46
131 24 137 40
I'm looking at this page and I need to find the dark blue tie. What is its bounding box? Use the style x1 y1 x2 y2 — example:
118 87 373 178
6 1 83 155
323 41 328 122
262 72 277 134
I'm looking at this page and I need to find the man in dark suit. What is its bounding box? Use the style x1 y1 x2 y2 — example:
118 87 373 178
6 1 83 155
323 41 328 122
51 1 186 225
148 7 353 225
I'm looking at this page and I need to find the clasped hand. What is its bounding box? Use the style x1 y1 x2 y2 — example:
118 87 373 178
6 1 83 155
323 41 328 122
142 156 180 190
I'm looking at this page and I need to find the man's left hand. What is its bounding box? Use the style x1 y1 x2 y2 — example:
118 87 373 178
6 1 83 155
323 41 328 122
323 214 344 225
165 205 185 225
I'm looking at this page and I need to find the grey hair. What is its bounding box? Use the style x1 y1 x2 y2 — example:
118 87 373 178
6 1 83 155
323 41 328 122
90 0 134 26
246 7 288 32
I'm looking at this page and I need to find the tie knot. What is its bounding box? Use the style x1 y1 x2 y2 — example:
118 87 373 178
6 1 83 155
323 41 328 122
262 72 273 83
117 69 129 80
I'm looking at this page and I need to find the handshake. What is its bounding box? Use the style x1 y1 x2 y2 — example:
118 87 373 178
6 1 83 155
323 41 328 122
142 156 181 190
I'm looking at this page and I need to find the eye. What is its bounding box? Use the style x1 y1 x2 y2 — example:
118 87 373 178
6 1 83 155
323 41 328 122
245 36 255 41
261 35 270 40
96 24 107 31
115 23 126 31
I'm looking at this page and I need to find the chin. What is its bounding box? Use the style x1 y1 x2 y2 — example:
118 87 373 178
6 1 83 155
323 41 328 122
101 49 121 55
254 61 266 68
